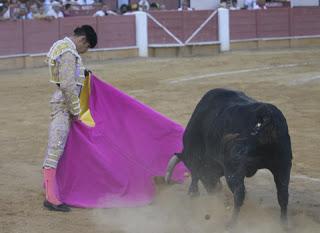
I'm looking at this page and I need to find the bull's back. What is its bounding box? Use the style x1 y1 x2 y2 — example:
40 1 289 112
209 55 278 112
186 89 255 131
183 89 255 147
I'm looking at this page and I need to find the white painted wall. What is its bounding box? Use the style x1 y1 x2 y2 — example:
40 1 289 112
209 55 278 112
133 12 148 57
190 0 220 10
291 0 319 7
218 8 230 52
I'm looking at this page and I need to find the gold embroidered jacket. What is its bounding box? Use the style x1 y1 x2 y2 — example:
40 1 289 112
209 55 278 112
46 37 85 115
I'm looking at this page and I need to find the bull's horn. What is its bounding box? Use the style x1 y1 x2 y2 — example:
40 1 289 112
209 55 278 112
165 155 181 184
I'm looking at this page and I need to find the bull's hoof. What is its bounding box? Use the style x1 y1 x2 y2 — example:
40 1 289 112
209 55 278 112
188 190 200 198
225 220 236 231
43 200 71 212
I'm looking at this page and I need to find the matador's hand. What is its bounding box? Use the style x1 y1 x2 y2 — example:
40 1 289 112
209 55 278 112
71 114 80 121
84 69 92 77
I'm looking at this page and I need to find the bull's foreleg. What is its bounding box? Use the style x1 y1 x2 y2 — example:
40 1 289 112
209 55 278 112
201 173 222 194
225 172 246 228
188 173 200 197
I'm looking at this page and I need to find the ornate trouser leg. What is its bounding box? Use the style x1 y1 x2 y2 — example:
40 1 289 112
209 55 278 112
43 109 71 168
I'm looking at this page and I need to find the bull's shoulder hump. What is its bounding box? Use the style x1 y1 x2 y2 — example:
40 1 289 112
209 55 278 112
201 88 255 104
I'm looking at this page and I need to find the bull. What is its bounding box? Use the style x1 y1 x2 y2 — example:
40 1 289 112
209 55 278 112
165 88 292 226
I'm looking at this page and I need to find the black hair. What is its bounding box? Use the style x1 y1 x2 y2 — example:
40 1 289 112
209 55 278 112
65 3 71 10
120 4 130 14
150 3 159 9
73 25 97 48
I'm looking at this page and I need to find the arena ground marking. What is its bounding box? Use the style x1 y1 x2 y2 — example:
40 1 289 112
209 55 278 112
168 63 310 84
292 175 320 183
288 75 320 85
258 169 320 183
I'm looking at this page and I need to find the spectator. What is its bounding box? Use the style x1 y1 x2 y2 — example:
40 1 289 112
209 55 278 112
43 0 52 13
138 0 149 11
149 2 159 10
47 1 64 18
130 3 138 11
27 3 39 19
244 0 261 9
73 0 95 5
34 4 53 19
257 0 267 9
93 4 117 16
119 3 129 14
13 4 28 19
178 0 192 11
0 2 10 20
63 3 72 17
159 4 166 10
118 0 128 9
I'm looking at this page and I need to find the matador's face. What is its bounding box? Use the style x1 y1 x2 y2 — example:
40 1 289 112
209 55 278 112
76 36 90 54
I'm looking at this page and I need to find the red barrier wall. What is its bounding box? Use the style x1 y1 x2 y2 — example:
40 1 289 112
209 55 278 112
23 19 59 54
148 10 218 44
59 16 98 40
97 15 136 48
148 11 183 44
1 8 320 57
230 8 320 40
292 7 320 36
230 10 257 40
0 20 23 56
0 16 136 56
183 10 218 43
256 8 290 38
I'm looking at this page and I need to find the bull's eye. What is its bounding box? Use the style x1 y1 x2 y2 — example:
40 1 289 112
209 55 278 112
256 122 262 128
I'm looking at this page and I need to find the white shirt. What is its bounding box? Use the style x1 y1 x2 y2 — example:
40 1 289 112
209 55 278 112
47 9 64 18
138 0 150 11
93 10 117 16
245 0 258 9
178 7 192 11
2 8 10 19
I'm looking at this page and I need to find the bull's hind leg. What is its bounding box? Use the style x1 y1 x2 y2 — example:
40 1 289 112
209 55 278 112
271 163 291 224
225 171 246 228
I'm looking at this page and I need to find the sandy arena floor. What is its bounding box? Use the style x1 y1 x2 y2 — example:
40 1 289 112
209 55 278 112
0 48 319 233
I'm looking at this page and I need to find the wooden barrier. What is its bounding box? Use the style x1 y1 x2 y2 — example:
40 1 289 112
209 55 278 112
256 8 290 38
1 7 320 66
291 7 320 36
23 19 59 54
230 7 320 41
0 20 23 56
59 16 98 40
0 16 136 56
97 15 136 48
148 10 218 45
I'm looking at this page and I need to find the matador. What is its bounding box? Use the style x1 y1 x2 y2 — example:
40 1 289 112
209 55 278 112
42 25 97 212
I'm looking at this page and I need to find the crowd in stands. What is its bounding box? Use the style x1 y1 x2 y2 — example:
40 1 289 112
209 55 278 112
0 0 175 21
221 0 290 10
0 0 291 21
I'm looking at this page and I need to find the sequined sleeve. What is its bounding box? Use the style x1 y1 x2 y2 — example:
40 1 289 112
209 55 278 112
58 52 81 116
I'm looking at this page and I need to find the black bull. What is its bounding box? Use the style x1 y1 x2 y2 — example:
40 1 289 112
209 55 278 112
165 89 292 225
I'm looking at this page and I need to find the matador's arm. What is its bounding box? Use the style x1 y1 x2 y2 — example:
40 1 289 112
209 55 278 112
58 51 81 116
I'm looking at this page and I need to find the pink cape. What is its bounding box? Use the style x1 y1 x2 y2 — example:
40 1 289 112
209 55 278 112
56 75 186 208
